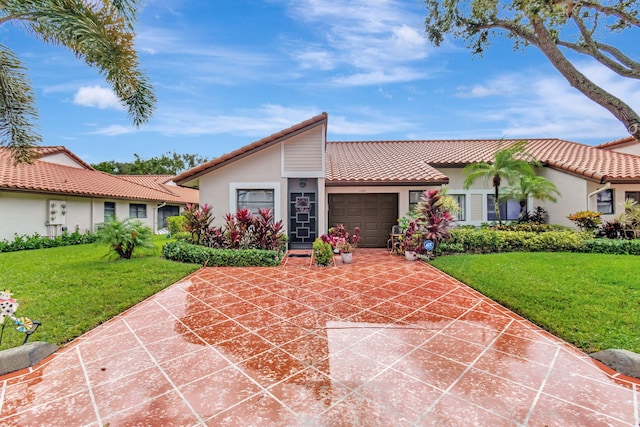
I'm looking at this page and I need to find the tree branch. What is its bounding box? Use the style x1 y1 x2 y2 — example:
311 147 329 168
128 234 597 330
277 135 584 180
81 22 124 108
530 16 640 139
554 12 640 78
580 1 640 27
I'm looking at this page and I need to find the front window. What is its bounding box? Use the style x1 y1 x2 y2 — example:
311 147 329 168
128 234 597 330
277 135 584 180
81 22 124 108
104 202 115 222
597 189 614 214
129 203 147 219
409 190 423 211
487 195 521 221
451 194 466 221
625 191 640 204
237 189 274 214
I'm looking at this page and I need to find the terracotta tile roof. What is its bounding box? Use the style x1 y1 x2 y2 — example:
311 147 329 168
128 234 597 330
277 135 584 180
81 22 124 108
595 136 638 150
174 112 328 185
0 149 199 203
326 141 449 185
327 139 640 184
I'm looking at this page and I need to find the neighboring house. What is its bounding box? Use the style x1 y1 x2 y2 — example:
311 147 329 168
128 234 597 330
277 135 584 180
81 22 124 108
0 146 198 241
596 136 640 157
174 113 640 248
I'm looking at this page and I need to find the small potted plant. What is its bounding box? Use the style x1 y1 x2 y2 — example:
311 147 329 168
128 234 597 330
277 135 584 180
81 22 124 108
401 221 421 261
323 225 360 264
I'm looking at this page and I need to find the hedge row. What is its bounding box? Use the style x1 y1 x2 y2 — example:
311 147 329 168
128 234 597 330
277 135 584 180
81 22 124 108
0 231 98 253
162 240 283 266
438 228 640 255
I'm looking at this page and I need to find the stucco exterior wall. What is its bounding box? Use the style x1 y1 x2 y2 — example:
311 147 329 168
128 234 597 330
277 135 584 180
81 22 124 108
198 144 287 228
537 168 588 228
0 191 169 241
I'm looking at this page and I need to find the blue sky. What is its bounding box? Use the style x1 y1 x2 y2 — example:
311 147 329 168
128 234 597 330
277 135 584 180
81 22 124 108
5 0 640 164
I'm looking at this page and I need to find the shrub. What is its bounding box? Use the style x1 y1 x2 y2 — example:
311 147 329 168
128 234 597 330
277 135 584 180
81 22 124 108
582 239 640 255
448 228 590 254
0 230 97 253
96 218 156 259
166 215 187 235
518 206 549 224
567 211 602 233
312 238 333 266
215 208 286 251
162 241 282 266
598 219 626 239
183 203 214 244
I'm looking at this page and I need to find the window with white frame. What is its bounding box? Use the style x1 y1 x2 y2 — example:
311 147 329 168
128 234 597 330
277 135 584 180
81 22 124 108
409 190 423 211
451 194 466 221
596 189 614 214
104 202 116 222
237 189 275 214
129 203 147 219
487 195 521 221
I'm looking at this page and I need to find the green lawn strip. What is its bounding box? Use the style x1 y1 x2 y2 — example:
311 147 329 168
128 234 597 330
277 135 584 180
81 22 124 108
0 238 199 350
431 252 640 354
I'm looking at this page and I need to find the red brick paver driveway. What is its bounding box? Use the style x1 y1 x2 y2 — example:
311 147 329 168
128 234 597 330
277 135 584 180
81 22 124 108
0 249 637 426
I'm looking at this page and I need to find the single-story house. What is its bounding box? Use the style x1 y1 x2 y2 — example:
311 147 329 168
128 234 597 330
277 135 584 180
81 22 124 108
174 112 640 249
0 146 199 241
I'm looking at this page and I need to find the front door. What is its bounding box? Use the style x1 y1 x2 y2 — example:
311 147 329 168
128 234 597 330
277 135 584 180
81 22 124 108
288 178 317 249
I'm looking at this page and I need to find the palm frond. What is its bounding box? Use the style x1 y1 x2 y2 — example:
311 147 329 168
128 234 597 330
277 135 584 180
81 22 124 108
7 0 156 126
0 44 40 164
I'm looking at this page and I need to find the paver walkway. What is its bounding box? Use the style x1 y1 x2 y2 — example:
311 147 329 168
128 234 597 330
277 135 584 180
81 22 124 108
0 249 637 426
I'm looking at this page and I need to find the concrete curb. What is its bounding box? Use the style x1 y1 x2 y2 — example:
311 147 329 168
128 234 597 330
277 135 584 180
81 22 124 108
0 342 59 376
591 349 640 379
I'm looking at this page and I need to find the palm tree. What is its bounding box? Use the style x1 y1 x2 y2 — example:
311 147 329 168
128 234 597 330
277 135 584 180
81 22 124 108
463 141 537 223
0 0 156 163
501 174 560 221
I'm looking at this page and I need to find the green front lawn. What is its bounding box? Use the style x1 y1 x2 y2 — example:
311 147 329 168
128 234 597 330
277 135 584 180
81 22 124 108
431 252 640 353
0 237 199 350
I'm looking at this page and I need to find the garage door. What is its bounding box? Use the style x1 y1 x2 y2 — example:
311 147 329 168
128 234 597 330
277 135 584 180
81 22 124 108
328 193 398 248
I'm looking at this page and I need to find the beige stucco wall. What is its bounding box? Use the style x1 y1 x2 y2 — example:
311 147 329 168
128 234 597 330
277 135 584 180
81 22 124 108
197 126 326 234
198 143 288 229
537 168 588 227
0 191 168 241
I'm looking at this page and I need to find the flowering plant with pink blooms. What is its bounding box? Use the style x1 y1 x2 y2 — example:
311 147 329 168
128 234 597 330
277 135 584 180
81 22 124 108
322 224 361 253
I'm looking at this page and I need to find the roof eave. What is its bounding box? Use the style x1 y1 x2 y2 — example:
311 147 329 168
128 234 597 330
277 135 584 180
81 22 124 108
326 178 450 187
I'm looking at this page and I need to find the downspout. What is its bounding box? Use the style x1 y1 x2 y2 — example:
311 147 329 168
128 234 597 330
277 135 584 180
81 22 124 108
155 202 166 233
587 182 611 211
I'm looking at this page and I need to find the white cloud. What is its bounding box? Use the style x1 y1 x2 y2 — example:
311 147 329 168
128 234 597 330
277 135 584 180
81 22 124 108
332 68 426 86
73 86 124 110
90 124 133 136
282 0 431 86
463 62 640 141
146 104 322 138
295 50 335 70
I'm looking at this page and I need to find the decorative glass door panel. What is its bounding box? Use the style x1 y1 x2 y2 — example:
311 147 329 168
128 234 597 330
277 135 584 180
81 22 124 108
288 178 317 249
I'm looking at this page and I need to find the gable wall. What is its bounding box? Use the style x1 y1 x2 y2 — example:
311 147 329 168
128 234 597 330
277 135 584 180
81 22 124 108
39 153 87 169
199 143 287 227
602 144 640 157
